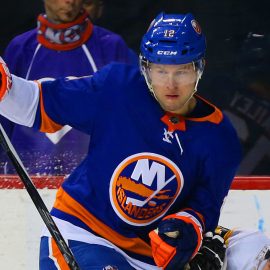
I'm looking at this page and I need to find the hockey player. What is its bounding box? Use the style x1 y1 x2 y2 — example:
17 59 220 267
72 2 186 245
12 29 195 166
0 0 134 175
0 12 241 270
188 227 270 270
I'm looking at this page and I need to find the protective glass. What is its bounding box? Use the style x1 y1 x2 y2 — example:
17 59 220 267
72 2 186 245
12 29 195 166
147 63 198 87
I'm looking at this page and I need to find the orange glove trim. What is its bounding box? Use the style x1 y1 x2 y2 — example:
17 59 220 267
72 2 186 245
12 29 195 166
149 230 176 269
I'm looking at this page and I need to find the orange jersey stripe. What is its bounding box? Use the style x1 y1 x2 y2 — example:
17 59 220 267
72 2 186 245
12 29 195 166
38 83 63 133
53 187 153 257
51 238 70 270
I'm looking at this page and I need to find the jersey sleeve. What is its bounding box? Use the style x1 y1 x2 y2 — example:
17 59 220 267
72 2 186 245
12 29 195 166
34 64 113 135
185 117 242 231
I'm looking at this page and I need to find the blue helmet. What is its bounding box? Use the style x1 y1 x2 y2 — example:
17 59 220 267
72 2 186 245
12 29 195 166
140 12 206 65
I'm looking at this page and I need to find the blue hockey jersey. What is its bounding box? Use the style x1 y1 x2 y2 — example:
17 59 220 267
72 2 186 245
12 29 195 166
22 63 241 266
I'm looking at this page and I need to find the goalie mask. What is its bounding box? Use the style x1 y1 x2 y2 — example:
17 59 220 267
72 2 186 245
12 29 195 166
140 12 206 98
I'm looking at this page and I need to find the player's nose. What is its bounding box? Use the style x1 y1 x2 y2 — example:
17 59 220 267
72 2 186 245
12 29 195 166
166 75 178 89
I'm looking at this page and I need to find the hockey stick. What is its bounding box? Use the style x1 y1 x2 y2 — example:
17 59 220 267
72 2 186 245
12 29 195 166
0 123 80 270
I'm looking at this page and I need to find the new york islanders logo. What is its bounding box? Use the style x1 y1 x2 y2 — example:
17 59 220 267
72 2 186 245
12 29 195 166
110 153 184 226
191 19 202 35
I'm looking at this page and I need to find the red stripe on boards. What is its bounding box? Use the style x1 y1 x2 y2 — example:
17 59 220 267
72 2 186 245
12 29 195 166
0 175 270 190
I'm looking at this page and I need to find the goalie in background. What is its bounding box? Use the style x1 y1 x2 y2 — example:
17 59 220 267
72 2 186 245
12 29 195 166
0 12 241 270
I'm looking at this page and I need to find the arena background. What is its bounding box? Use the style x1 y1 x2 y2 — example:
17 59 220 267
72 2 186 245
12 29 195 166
1 0 269 65
0 3 269 269
0 0 269 174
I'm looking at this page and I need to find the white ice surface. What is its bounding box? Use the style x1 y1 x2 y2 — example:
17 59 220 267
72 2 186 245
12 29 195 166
0 189 269 270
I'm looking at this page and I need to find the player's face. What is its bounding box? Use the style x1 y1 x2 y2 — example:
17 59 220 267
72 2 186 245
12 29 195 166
149 63 197 115
44 0 84 24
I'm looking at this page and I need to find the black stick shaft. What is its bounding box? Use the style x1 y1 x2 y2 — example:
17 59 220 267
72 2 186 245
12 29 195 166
0 123 80 270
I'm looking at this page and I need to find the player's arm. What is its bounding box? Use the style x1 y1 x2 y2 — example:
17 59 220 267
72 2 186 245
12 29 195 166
0 57 109 134
149 172 238 269
189 125 241 231
149 124 241 269
0 57 39 127
148 178 232 269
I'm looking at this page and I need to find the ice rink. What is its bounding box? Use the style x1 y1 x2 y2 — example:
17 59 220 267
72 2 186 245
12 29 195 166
0 188 269 269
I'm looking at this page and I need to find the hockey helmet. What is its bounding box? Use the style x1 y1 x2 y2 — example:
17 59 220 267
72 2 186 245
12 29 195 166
140 12 206 98
140 12 206 66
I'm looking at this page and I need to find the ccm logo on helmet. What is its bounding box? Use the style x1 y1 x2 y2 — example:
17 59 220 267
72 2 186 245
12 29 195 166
157 50 178 56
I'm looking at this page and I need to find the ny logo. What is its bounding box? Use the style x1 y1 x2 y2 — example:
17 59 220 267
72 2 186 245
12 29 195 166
163 128 174 144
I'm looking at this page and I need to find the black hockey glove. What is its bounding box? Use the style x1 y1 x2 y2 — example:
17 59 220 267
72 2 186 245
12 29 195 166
188 230 226 270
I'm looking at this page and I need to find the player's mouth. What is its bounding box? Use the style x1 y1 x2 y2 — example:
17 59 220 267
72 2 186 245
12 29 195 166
60 9 76 16
165 94 179 99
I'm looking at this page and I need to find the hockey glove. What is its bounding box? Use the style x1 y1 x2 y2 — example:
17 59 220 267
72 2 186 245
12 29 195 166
188 230 227 270
0 57 12 101
149 212 203 270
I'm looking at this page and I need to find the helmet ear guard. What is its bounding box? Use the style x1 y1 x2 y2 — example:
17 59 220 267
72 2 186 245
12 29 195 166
139 54 156 97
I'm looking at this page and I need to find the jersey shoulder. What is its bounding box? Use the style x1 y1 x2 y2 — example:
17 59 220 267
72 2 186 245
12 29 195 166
92 25 126 43
4 29 37 53
89 25 131 63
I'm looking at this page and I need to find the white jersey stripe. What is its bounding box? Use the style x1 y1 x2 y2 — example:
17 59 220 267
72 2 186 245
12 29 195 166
42 217 161 270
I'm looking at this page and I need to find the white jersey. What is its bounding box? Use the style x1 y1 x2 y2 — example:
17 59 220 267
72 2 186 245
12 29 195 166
223 229 270 270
